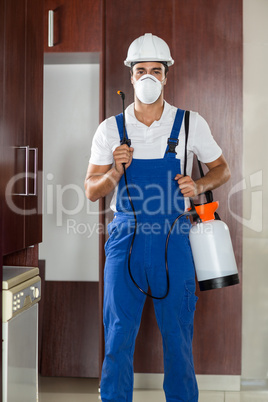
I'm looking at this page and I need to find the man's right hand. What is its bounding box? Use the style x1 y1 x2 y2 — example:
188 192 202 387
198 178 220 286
84 145 134 202
113 144 134 175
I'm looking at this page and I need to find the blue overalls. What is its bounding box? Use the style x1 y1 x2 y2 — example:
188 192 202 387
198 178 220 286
101 109 199 402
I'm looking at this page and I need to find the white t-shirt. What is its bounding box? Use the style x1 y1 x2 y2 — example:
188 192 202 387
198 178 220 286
89 101 222 211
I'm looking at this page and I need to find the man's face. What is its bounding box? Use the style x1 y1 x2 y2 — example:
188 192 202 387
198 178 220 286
131 62 167 85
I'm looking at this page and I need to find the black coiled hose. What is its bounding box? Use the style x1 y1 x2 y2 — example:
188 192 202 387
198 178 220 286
122 165 187 300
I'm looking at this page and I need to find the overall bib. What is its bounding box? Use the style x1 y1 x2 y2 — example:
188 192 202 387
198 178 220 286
101 109 199 402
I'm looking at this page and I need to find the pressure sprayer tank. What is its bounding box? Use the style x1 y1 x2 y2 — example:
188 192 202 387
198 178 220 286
189 201 239 291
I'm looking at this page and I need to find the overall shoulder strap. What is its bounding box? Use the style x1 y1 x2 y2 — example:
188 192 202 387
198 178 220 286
115 113 129 143
184 112 217 211
183 110 190 176
165 108 185 158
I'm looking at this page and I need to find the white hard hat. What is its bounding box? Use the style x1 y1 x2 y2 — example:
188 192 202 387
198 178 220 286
124 33 174 67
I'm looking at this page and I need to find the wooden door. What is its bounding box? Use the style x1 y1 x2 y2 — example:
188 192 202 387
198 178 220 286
2 0 26 254
2 0 44 254
173 1 243 374
101 0 242 376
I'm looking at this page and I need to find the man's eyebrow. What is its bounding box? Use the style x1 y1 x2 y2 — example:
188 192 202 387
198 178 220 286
135 67 162 71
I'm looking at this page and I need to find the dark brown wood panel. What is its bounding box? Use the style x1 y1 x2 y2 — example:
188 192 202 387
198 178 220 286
102 0 243 376
24 0 44 247
3 244 39 267
134 297 164 373
105 0 174 119
2 0 44 255
40 281 99 378
44 0 101 52
2 0 26 254
173 0 243 375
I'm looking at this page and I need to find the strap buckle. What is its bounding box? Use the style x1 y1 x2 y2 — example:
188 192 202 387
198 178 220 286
166 138 179 154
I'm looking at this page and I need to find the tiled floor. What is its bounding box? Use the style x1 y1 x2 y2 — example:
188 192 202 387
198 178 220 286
39 377 268 402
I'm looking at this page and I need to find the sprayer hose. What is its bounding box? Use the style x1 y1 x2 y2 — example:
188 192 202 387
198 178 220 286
123 165 187 300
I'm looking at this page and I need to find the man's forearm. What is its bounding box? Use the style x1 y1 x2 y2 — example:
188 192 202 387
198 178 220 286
195 163 231 195
85 167 122 202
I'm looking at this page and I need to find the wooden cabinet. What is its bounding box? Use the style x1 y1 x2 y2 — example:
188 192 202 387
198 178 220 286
1 0 44 255
44 0 101 52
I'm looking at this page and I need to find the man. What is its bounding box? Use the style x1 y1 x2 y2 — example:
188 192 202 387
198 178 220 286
85 33 230 402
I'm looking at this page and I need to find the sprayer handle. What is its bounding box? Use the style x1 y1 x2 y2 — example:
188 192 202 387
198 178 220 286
120 137 131 147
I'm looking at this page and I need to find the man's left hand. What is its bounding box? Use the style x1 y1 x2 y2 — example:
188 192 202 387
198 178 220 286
175 174 198 198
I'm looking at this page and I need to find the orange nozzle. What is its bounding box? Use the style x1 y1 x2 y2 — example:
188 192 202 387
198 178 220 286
117 90 125 100
189 201 219 222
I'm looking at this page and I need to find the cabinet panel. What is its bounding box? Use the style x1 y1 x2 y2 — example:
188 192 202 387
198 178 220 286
2 0 44 255
40 281 99 377
25 0 44 246
44 0 101 52
3 0 26 254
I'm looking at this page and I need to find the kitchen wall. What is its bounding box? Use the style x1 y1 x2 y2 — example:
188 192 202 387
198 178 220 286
242 0 268 384
40 60 99 281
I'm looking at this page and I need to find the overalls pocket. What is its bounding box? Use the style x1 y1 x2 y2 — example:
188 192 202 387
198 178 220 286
104 217 135 257
104 220 119 256
179 279 198 326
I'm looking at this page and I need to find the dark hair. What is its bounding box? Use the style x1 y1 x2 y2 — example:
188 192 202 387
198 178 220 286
130 61 169 77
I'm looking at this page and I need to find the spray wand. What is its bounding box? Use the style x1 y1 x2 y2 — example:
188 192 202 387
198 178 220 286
117 91 131 147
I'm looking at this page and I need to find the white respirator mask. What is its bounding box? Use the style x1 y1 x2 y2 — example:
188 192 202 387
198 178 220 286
134 74 163 104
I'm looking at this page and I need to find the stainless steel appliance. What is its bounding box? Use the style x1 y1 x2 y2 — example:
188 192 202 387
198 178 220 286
2 266 41 402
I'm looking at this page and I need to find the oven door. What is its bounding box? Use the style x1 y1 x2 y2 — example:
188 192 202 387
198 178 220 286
3 304 38 402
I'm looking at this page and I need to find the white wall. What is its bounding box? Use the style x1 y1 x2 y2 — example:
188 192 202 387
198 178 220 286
40 62 100 281
242 0 268 383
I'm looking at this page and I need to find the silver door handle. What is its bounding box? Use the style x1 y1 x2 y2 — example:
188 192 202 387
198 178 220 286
28 147 38 196
14 146 38 196
16 146 29 196
48 10 54 47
